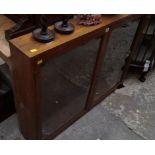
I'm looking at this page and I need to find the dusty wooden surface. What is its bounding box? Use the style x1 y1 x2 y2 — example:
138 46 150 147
10 15 140 58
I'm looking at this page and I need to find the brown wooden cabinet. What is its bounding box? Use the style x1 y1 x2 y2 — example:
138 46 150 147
7 14 146 139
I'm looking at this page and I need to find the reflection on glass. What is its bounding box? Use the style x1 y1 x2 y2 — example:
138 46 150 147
40 38 101 135
94 21 139 102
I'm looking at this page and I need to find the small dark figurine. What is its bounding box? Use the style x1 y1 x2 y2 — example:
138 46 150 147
54 15 74 34
77 14 102 26
32 15 55 43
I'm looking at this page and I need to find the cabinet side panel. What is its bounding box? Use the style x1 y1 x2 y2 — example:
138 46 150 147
9 43 42 139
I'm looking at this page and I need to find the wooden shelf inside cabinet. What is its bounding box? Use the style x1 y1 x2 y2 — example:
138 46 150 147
8 14 144 140
0 15 15 64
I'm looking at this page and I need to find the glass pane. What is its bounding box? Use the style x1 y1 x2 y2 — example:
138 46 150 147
40 38 101 135
93 21 139 103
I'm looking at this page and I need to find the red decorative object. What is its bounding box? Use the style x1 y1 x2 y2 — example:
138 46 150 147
77 14 102 26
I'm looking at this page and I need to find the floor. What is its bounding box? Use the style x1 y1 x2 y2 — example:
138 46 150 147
1 71 155 140
0 20 155 140
57 71 155 140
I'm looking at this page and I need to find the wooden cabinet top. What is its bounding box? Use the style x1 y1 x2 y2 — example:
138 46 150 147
3 15 141 60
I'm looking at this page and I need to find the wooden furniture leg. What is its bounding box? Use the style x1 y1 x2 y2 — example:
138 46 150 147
120 15 150 84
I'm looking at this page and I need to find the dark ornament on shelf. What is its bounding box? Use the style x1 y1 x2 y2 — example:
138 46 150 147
32 15 55 43
54 15 74 34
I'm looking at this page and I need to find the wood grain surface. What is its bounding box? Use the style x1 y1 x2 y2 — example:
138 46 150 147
10 15 140 58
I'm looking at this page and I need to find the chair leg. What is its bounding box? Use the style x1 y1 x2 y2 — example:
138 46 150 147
117 83 125 89
139 72 147 82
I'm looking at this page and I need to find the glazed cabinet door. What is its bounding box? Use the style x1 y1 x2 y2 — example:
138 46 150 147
39 38 101 136
92 21 139 105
